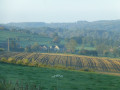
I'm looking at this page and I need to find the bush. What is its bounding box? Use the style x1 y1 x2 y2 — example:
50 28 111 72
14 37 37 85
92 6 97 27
67 66 75 70
1 57 7 62
22 59 29 65
0 48 4 52
8 58 16 63
16 60 23 65
79 49 98 56
80 68 95 72
28 60 38 67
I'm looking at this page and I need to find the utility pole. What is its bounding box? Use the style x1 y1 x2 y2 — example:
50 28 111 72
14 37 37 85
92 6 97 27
8 38 10 52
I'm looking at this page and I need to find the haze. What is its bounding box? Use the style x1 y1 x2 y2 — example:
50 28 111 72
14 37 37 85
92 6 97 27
0 0 120 23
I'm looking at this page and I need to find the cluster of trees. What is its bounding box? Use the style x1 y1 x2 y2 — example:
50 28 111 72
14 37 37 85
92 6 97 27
78 49 98 56
64 37 120 58
8 38 24 52
0 48 4 52
25 43 40 52
52 33 61 44
65 39 77 53
2 36 120 58
2 20 120 58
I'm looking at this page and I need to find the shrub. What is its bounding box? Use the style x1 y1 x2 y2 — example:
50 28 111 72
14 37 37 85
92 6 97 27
38 63 42 67
1 57 7 62
0 48 4 52
80 68 95 72
28 60 38 67
8 58 16 63
22 59 29 65
79 49 98 56
67 66 75 70
16 60 23 65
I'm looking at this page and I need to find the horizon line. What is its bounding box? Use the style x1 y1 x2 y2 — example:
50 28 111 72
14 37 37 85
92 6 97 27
1 19 120 24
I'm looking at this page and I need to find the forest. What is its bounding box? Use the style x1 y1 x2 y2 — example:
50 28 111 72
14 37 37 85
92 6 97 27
0 20 120 58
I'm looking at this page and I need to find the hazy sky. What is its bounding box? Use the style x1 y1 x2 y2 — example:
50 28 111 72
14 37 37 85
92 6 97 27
0 0 120 23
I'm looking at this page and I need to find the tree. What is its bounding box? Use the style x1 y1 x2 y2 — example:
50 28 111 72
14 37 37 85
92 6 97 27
53 36 60 43
71 36 83 45
96 44 108 56
65 39 77 53
78 49 98 56
31 42 40 52
0 48 4 52
10 40 17 50
25 46 31 52
9 39 21 51
53 32 58 38
112 47 120 57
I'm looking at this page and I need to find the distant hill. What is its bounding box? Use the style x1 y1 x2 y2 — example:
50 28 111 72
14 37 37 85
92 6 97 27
6 22 46 28
5 20 120 31
2 20 120 38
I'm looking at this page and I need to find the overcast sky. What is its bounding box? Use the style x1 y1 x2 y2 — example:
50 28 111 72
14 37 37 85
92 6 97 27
0 0 120 23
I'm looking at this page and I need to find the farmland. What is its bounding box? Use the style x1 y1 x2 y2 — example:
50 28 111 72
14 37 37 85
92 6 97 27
0 30 52 48
1 52 120 72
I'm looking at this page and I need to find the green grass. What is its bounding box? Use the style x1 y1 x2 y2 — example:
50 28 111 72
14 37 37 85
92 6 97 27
76 45 96 50
0 63 120 90
0 30 52 47
0 30 30 41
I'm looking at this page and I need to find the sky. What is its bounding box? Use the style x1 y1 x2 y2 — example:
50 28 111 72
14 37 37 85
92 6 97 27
0 0 120 23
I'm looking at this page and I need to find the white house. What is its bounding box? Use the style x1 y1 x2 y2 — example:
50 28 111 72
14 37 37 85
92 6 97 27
54 45 60 51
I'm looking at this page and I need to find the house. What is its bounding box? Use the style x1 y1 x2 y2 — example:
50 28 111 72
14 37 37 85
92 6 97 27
49 46 53 49
43 45 47 50
39 45 48 51
54 45 60 51
49 45 65 52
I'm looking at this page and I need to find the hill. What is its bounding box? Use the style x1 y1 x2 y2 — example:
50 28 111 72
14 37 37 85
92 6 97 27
6 20 120 31
0 30 52 48
1 62 120 90
0 20 119 38
1 20 120 58
0 52 120 72
3 20 120 39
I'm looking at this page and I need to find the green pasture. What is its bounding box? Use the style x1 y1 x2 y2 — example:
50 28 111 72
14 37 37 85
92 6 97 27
0 63 120 90
0 30 52 47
